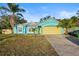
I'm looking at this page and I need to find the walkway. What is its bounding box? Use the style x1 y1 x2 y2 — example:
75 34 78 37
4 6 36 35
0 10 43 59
46 35 79 56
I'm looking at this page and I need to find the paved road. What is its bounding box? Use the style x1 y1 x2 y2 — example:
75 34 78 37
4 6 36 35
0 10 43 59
66 36 79 45
45 35 79 56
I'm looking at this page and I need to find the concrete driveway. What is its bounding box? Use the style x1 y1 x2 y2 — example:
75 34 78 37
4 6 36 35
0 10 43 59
45 35 79 56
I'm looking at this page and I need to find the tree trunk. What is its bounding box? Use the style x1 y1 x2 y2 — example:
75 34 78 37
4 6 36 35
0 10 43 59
64 28 68 35
10 15 15 29
9 14 15 33
38 28 40 34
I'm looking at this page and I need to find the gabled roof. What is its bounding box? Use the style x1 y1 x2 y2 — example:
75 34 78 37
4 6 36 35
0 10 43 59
14 22 38 27
14 17 59 28
38 17 59 27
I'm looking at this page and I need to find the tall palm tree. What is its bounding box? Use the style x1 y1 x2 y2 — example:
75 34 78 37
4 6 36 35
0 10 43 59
0 3 25 29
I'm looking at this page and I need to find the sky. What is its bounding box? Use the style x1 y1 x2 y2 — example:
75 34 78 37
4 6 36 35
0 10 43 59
0 3 79 22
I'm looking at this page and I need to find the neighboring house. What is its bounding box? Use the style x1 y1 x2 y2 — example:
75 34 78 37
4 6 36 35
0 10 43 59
13 22 38 34
37 17 65 34
13 17 65 34
2 29 12 34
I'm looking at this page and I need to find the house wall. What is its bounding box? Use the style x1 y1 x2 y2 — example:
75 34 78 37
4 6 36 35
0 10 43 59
13 25 27 34
2 29 12 34
13 24 34 34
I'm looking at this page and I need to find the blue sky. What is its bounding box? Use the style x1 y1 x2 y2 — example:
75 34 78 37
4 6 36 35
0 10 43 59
0 3 79 22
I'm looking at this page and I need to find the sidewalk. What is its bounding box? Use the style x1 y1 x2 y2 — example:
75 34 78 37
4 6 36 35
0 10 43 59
45 35 79 56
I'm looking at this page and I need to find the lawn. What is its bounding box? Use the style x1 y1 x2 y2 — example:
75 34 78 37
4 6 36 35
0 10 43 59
0 34 58 56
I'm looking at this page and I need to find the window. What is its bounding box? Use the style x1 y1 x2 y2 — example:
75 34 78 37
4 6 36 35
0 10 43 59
18 26 22 32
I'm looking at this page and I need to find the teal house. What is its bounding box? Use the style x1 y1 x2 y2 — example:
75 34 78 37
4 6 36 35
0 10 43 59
36 16 65 34
13 16 64 34
13 22 37 34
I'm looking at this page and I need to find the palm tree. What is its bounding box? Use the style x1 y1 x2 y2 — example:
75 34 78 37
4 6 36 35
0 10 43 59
0 3 25 29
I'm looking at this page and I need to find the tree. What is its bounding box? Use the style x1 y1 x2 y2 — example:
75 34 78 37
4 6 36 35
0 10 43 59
70 16 78 26
13 15 27 24
71 16 78 22
0 3 25 29
0 15 11 29
57 19 76 34
40 18 43 22
76 10 79 26
16 19 27 24
40 16 51 22
32 28 36 34
0 13 27 34
38 26 41 34
46 16 51 19
76 10 79 19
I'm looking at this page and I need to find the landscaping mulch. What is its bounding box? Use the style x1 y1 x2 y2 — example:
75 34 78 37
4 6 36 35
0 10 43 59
0 34 58 56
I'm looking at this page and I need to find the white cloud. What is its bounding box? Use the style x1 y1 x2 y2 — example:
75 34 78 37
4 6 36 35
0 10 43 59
57 11 76 19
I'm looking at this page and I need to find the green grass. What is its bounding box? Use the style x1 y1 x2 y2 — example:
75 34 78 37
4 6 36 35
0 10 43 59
0 34 58 56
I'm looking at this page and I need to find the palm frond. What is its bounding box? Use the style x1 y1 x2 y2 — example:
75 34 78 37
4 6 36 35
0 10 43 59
18 8 26 12
17 13 23 17
0 6 10 12
7 3 25 13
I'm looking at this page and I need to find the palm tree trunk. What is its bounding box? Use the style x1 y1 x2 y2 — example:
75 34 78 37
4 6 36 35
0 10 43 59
10 13 15 28
9 13 15 33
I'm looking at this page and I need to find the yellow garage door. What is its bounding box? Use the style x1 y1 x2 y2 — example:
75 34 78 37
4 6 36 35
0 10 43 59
42 27 62 34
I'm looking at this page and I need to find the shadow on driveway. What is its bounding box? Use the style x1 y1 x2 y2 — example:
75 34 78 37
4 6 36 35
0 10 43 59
66 35 79 45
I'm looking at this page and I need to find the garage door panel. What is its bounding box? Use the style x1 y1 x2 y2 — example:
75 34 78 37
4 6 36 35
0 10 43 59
42 27 61 34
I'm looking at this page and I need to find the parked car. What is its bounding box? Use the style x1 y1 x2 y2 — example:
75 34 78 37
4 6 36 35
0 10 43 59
68 30 79 37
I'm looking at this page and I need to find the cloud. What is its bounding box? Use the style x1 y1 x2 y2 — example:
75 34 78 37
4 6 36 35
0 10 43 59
57 11 76 19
